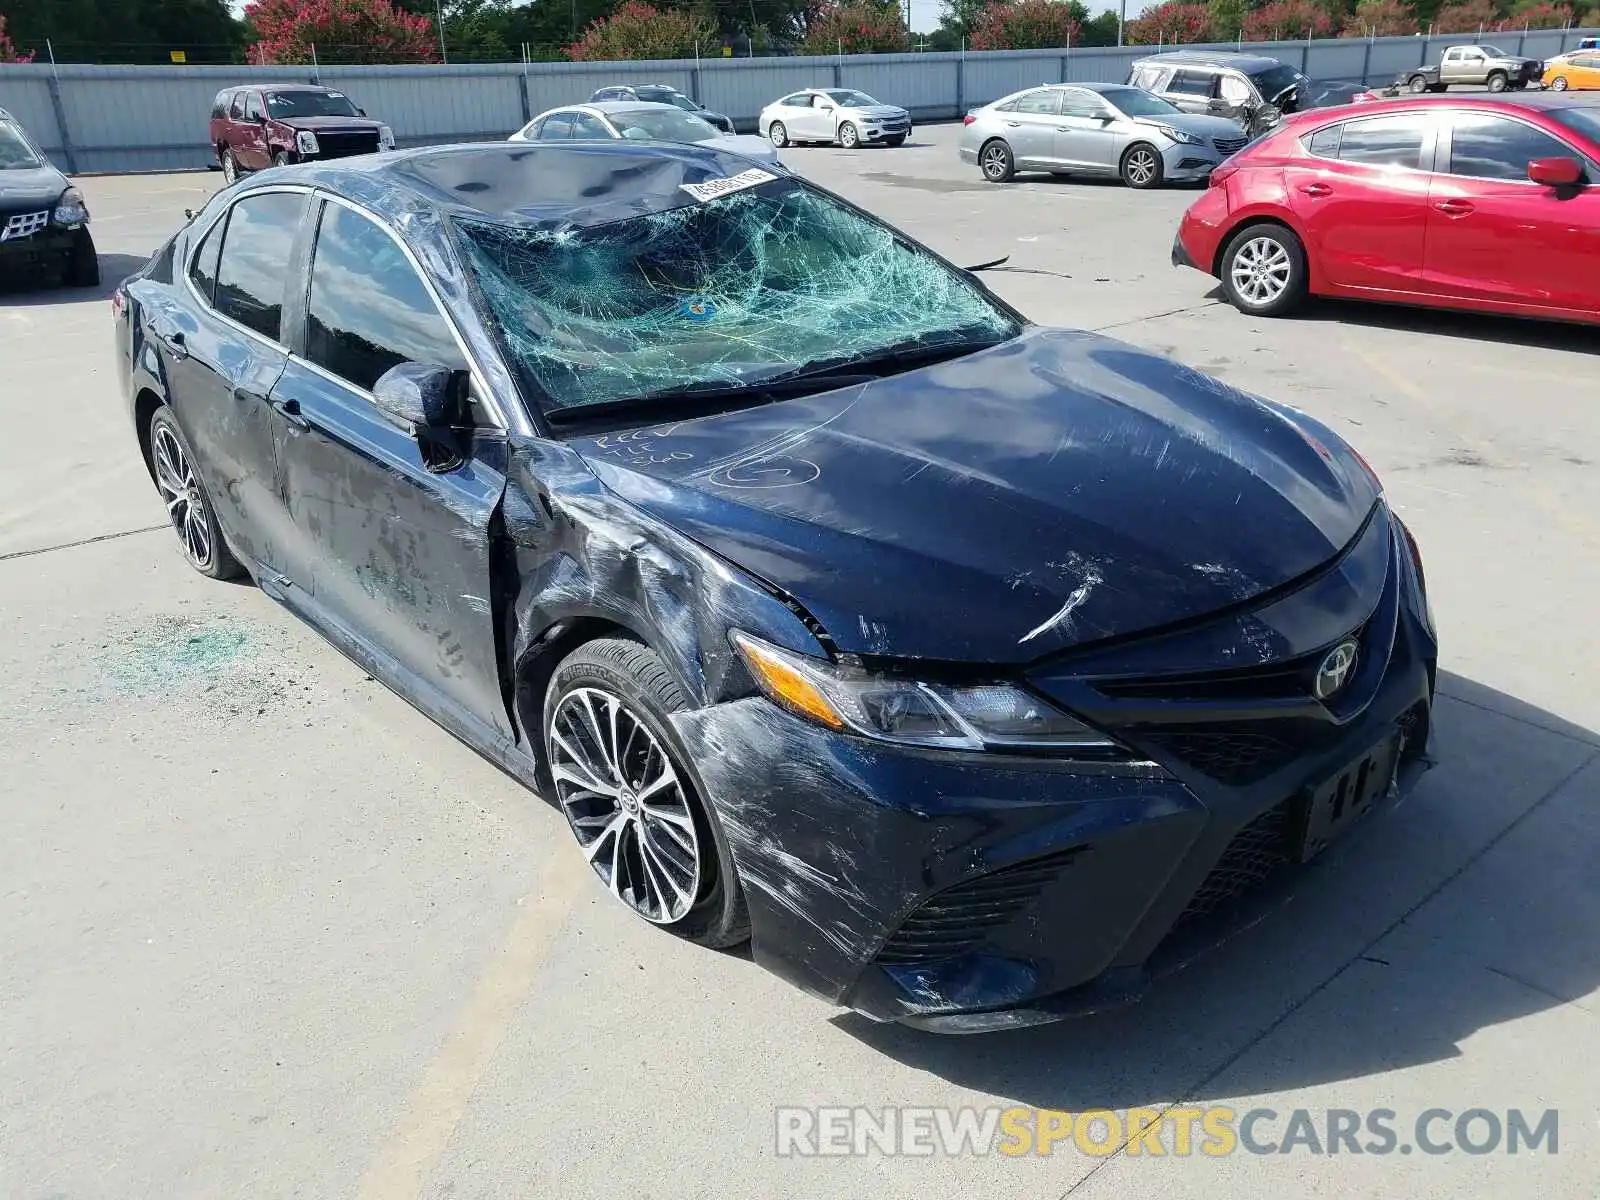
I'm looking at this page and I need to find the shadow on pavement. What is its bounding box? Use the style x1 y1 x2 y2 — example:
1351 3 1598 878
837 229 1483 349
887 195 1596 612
835 672 1599 1109
0 253 150 305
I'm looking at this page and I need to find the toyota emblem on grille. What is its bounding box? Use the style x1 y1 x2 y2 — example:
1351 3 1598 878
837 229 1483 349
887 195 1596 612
1314 639 1359 700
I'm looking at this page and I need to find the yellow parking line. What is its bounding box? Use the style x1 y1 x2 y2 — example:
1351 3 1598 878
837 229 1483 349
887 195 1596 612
1345 339 1600 549
352 845 590 1200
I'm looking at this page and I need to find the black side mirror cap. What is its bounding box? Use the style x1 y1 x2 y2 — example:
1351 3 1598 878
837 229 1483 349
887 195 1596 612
373 362 464 429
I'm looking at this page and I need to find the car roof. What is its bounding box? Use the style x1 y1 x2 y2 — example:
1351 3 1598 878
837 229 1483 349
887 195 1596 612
246 140 787 230
1134 50 1284 71
1340 92 1600 115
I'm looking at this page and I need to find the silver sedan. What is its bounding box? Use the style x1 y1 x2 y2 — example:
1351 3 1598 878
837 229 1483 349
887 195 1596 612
959 82 1249 189
511 101 779 164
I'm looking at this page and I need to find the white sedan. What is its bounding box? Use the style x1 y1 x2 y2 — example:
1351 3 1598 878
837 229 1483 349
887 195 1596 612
510 102 778 163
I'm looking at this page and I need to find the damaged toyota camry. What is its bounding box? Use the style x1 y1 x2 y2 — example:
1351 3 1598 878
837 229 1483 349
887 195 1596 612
114 142 1436 1032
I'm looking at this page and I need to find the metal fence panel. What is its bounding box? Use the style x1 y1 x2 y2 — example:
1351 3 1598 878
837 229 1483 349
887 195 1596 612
2 27 1596 176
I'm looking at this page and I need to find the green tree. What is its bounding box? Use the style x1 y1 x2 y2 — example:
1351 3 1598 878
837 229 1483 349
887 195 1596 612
564 0 714 58
798 0 908 52
0 0 243 63
1078 8 1119 41
968 0 1086 49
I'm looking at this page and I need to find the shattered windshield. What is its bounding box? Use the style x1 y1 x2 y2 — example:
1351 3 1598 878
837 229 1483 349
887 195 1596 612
0 121 43 169
1248 64 1311 100
455 179 1019 414
826 90 881 107
610 108 719 142
267 90 361 118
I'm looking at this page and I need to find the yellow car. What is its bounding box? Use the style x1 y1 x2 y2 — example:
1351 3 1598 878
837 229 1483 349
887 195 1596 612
1543 52 1600 91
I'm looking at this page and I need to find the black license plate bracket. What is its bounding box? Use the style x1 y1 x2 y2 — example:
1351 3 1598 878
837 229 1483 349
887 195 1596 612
1292 733 1401 862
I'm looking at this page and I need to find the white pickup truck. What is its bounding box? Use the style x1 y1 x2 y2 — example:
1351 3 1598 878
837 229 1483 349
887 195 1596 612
1401 44 1545 93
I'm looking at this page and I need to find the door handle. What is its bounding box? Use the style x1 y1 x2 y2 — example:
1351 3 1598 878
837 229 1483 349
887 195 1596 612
1435 198 1475 216
1004 121 1021 127
155 328 188 359
1298 182 1333 197
272 396 310 430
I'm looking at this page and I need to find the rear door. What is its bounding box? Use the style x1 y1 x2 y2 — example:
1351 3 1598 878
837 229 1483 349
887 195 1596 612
1287 111 1437 293
1163 69 1217 116
1424 110 1600 315
149 189 304 570
272 195 514 738
240 91 271 169
993 88 1062 167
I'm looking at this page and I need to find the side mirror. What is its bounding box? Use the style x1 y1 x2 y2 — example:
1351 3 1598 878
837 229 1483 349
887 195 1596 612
373 362 461 429
1528 156 1582 187
357 107 367 116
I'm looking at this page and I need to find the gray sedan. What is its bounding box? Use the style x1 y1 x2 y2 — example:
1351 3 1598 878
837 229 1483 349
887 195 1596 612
511 102 778 164
959 83 1249 188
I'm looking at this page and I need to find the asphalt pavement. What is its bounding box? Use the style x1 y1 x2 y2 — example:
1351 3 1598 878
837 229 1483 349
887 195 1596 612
1 129 1596 1199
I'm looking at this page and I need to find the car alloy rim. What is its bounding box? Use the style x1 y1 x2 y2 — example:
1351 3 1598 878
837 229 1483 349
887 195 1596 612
548 686 702 924
1554 77 1568 90
1230 236 1292 306
770 122 785 145
982 145 1007 177
152 424 214 569
223 153 235 183
841 123 857 147
1127 149 1157 185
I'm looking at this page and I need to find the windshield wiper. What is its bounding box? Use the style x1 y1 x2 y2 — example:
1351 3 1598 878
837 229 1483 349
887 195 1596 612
543 369 878 428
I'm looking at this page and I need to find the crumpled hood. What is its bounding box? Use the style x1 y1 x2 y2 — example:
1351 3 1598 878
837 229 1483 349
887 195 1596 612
0 164 69 209
573 329 1379 664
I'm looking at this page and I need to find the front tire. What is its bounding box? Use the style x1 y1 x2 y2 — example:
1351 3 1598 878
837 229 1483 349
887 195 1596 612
1551 75 1569 91
979 138 1014 182
66 228 99 288
147 408 244 580
272 149 291 168
837 121 859 149
1220 223 1308 317
1120 142 1164 189
544 638 749 949
885 134 907 147
1487 71 1508 92
768 120 788 147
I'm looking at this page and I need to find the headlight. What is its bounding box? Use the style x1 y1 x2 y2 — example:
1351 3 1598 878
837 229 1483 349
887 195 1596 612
295 130 319 155
379 124 395 150
731 631 1118 753
1154 124 1203 145
52 187 89 226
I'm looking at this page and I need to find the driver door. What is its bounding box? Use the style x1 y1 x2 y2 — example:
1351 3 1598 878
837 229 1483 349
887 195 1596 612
272 196 514 740
1053 88 1118 170
240 92 270 169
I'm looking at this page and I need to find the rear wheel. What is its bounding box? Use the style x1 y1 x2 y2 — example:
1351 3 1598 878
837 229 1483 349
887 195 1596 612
1120 142 1164 189
767 120 788 147
979 139 1014 182
147 408 244 580
1487 71 1508 92
1220 223 1308 318
220 147 238 184
1407 74 1430 93
544 638 749 949
838 121 860 149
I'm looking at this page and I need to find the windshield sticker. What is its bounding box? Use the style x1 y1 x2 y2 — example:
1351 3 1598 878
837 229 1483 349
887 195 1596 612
680 168 777 203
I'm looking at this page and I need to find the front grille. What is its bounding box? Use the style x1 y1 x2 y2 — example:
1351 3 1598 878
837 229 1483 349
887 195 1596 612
312 131 380 159
874 848 1080 966
1213 134 1249 155
1137 725 1303 785
1179 801 1294 924
0 210 50 243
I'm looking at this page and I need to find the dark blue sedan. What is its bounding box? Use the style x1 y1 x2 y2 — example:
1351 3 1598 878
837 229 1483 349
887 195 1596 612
113 140 1437 1032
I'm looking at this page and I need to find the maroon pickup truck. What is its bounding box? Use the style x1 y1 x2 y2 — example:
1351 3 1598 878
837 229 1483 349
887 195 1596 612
209 84 394 183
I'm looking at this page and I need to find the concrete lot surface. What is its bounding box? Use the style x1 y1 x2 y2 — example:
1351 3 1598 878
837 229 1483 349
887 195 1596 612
2 129 1597 1199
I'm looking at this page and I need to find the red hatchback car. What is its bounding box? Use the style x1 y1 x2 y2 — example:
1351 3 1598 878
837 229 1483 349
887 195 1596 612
1174 93 1600 324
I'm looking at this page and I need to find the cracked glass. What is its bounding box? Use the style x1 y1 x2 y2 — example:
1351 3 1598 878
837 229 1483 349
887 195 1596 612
453 179 1019 414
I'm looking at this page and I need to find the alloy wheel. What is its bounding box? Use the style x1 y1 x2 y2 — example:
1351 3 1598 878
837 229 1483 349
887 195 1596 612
769 121 787 147
839 122 858 149
1229 236 1293 307
152 424 215 570
221 150 237 184
1125 148 1158 187
1552 76 1569 91
981 143 1009 179
548 686 703 925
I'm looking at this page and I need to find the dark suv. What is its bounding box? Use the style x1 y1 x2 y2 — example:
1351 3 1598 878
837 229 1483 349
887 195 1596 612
0 106 97 288
209 85 394 184
1128 51 1362 136
588 83 734 133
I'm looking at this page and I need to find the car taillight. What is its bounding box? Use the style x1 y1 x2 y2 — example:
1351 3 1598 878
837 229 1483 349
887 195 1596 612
963 113 976 125
110 288 126 321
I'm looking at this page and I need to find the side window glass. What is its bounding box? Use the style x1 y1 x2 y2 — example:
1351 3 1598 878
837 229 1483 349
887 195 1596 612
1306 123 1343 158
229 93 245 119
1057 91 1104 119
1220 75 1252 104
214 191 306 341
307 202 468 396
540 114 573 140
571 113 611 138
245 93 263 121
188 217 225 303
1169 70 1214 97
1013 90 1063 115
1333 114 1430 169
1449 114 1574 181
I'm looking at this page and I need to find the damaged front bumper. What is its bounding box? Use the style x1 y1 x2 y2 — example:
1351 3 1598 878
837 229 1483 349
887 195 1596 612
672 514 1437 1032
